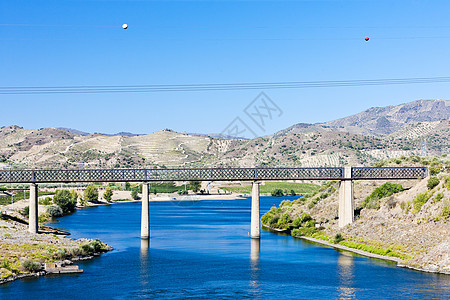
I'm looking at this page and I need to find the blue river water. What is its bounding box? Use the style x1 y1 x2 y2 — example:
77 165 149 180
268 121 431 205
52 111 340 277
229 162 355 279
1 196 449 299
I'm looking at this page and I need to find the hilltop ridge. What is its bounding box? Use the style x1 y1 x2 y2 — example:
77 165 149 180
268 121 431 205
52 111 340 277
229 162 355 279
1 99 450 169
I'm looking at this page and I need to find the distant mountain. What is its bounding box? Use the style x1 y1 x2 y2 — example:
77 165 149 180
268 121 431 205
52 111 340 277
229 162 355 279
322 99 450 136
58 127 142 137
57 127 90 136
187 132 247 140
100 132 142 137
2 99 450 169
278 100 450 137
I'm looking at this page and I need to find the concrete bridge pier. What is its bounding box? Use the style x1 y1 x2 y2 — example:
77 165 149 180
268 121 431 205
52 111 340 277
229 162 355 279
29 183 38 234
338 167 354 228
141 182 150 239
251 181 260 239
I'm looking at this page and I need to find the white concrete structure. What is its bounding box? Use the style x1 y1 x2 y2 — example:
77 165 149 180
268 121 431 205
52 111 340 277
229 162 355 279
29 183 38 233
251 182 260 239
141 183 149 239
338 167 354 228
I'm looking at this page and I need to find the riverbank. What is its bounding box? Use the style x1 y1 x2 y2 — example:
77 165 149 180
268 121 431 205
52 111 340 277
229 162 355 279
263 223 450 275
0 209 112 285
298 236 450 275
260 178 450 275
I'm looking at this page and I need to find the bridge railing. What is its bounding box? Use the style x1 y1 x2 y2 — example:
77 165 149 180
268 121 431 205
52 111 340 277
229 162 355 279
352 167 427 180
0 167 427 183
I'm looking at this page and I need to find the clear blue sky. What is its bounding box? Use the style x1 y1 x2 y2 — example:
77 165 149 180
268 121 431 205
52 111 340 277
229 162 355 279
1 0 450 138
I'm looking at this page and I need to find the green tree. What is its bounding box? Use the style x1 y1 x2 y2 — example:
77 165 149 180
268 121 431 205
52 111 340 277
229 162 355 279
69 190 78 202
103 187 113 201
53 190 77 214
131 189 139 200
363 182 404 209
84 185 99 202
125 182 131 191
188 180 202 193
189 181 201 193
427 176 440 190
271 189 284 197
47 205 63 217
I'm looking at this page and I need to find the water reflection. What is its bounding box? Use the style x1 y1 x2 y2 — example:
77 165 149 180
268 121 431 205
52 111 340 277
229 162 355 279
140 239 149 259
337 253 356 299
249 238 261 297
140 239 150 286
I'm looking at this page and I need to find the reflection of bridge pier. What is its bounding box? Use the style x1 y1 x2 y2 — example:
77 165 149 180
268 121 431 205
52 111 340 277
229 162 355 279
6 166 425 235
249 238 261 295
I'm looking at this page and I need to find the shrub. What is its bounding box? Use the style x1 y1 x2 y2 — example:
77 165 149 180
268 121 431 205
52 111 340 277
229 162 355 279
89 239 103 252
1 258 10 269
188 181 201 193
21 206 29 217
277 212 291 228
300 213 312 223
55 248 67 260
47 205 63 217
427 176 440 190
271 189 284 197
413 192 432 212
84 185 99 202
269 215 280 227
429 166 442 176
292 217 302 228
39 197 52 205
363 182 404 209
434 193 444 203
290 190 296 196
280 200 293 207
22 259 41 272
295 227 317 236
320 192 329 199
103 187 113 201
445 176 450 190
38 214 49 223
442 200 450 218
53 190 77 214
131 190 139 200
69 190 78 202
333 233 343 244
308 198 319 209
305 220 315 228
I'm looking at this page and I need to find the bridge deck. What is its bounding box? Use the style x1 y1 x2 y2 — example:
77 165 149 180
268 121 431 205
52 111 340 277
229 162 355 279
0 167 427 183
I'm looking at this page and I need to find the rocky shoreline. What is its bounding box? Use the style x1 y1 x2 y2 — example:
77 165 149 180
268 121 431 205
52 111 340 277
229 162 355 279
260 176 450 276
0 207 113 285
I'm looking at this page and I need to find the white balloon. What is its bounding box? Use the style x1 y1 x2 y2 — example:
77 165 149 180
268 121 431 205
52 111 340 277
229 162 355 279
122 24 128 29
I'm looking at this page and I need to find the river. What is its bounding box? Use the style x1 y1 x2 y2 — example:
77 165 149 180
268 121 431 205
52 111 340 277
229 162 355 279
1 196 449 299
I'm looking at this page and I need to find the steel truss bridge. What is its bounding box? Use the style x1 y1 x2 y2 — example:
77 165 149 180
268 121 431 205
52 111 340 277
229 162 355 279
0 167 427 183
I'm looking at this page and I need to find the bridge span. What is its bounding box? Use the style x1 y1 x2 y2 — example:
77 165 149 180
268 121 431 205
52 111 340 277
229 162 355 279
0 167 427 238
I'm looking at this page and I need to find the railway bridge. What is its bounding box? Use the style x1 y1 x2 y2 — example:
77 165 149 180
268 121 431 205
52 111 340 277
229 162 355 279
0 167 427 239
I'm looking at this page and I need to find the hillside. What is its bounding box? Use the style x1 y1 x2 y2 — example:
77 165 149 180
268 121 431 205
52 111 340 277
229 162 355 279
1 99 450 169
260 165 450 274
280 99 450 137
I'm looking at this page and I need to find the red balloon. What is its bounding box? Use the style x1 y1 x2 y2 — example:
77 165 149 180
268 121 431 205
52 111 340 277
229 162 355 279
365 36 370 41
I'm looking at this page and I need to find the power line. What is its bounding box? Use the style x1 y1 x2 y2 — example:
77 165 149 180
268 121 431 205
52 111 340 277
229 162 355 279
2 23 450 30
0 76 449 95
